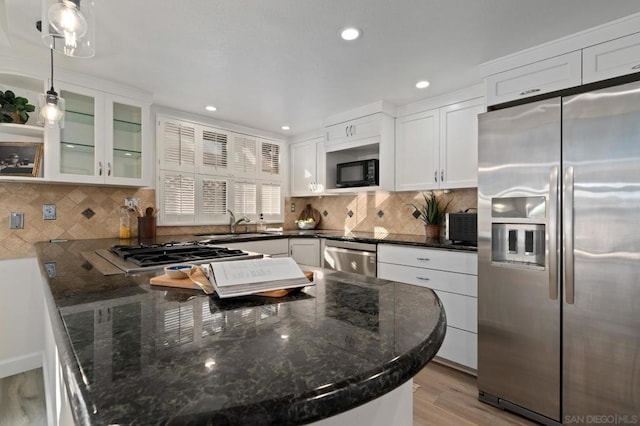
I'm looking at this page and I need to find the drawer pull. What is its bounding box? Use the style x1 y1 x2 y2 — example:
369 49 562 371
416 257 430 261
416 276 430 281
520 88 541 96
632 64 640 70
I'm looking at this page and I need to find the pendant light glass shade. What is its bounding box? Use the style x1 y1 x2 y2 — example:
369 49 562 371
41 0 95 58
38 91 65 128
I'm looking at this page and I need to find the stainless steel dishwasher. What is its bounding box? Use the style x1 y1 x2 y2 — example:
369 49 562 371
323 240 377 277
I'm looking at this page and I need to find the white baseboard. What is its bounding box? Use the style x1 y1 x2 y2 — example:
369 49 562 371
0 351 44 379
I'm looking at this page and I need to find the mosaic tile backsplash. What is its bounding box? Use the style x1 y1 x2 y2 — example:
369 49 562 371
284 188 478 236
0 182 476 260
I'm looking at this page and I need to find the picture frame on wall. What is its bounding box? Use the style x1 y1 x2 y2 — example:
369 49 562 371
0 142 43 177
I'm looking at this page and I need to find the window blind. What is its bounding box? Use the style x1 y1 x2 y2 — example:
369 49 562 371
260 183 281 215
233 181 257 216
261 141 280 175
202 128 228 170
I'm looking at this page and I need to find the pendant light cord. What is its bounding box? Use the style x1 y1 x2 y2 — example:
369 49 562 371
49 48 55 93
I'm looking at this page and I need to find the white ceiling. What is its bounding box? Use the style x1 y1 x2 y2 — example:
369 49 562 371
3 1 640 138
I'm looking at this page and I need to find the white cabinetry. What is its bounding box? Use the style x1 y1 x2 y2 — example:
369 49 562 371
223 238 289 258
395 97 484 191
485 51 582 106
157 116 284 226
324 112 395 192
583 32 640 83
377 244 478 371
289 238 321 267
289 137 325 196
47 81 151 186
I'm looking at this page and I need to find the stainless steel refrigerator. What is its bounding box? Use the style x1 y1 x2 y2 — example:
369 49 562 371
477 80 640 425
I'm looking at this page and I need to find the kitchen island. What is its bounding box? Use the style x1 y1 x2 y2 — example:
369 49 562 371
35 238 446 425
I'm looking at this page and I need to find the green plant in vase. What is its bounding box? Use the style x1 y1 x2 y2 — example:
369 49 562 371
408 192 452 239
0 90 36 124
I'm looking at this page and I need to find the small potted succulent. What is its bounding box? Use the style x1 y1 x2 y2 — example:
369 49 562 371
409 192 451 239
0 90 36 124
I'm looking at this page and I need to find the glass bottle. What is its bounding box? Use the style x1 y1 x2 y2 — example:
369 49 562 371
257 213 267 231
119 207 131 239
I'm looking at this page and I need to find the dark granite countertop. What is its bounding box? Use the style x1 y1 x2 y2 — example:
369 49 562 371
35 238 446 425
195 229 477 252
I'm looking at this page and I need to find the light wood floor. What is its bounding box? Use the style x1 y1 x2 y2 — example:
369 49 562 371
0 368 47 426
414 362 539 426
1 364 538 426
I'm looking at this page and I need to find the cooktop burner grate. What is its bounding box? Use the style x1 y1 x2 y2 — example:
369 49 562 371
109 243 250 267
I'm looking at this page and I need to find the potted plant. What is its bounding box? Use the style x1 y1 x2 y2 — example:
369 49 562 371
0 90 36 124
409 192 451 239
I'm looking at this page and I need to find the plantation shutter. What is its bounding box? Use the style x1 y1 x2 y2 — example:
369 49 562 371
201 128 229 172
260 141 281 176
233 135 257 177
233 181 257 217
260 183 281 217
198 176 228 223
160 119 196 171
160 171 195 224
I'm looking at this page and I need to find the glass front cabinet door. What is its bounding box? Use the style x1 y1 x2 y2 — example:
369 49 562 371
46 82 150 186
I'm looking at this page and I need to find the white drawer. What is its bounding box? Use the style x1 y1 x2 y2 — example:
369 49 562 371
437 327 477 370
224 239 289 256
377 244 477 275
433 290 477 333
377 262 477 297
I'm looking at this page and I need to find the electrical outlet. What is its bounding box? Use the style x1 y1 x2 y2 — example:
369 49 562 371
290 203 295 212
125 198 141 209
43 204 57 220
10 212 24 229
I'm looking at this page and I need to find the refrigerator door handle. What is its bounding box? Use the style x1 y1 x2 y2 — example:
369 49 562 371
548 166 559 300
563 166 575 304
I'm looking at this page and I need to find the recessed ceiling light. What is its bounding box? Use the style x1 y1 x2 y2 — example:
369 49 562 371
281 125 291 131
205 105 217 112
340 27 360 41
416 80 430 89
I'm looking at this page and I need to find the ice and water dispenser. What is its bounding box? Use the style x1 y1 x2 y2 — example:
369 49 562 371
491 197 546 268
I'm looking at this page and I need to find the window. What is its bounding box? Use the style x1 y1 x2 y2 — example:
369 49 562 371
233 181 257 217
161 171 195 224
201 128 228 171
233 135 257 177
260 182 281 217
160 119 195 170
261 141 280 176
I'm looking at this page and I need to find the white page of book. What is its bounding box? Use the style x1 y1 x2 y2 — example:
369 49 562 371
210 257 306 287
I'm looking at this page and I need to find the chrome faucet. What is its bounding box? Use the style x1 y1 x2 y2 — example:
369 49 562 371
227 209 250 233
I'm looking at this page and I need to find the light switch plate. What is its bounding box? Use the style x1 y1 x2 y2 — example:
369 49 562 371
43 204 56 220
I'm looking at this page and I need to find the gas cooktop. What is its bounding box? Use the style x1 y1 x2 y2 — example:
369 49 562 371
95 241 263 274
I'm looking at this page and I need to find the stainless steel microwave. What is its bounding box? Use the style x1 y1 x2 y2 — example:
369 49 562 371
336 159 379 188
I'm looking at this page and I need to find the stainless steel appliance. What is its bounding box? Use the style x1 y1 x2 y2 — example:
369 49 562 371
336 159 379 188
477 81 640 425
323 240 377 277
96 241 262 273
445 212 477 245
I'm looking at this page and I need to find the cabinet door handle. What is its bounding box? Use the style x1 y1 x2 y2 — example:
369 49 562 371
98 161 103 176
416 276 430 281
416 257 430 261
632 64 640 70
107 162 112 176
441 169 444 182
434 171 438 182
98 309 102 323
350 125 354 136
519 88 541 96
345 126 349 137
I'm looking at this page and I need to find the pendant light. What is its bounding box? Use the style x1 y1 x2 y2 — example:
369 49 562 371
41 0 95 58
38 47 65 128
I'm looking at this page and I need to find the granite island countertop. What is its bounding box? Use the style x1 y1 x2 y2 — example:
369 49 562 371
35 238 447 425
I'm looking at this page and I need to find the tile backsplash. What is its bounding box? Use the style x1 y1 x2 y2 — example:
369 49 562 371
1 182 476 260
285 188 477 236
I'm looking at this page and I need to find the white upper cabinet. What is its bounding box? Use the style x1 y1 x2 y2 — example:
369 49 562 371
395 96 484 191
325 114 380 147
395 109 439 191
290 137 324 196
485 51 582 106
48 81 151 186
583 32 640 84
439 98 485 189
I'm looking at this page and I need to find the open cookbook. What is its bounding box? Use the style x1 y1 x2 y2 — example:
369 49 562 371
201 257 314 298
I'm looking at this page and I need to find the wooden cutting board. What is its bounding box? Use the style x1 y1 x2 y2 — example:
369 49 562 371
150 268 208 290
